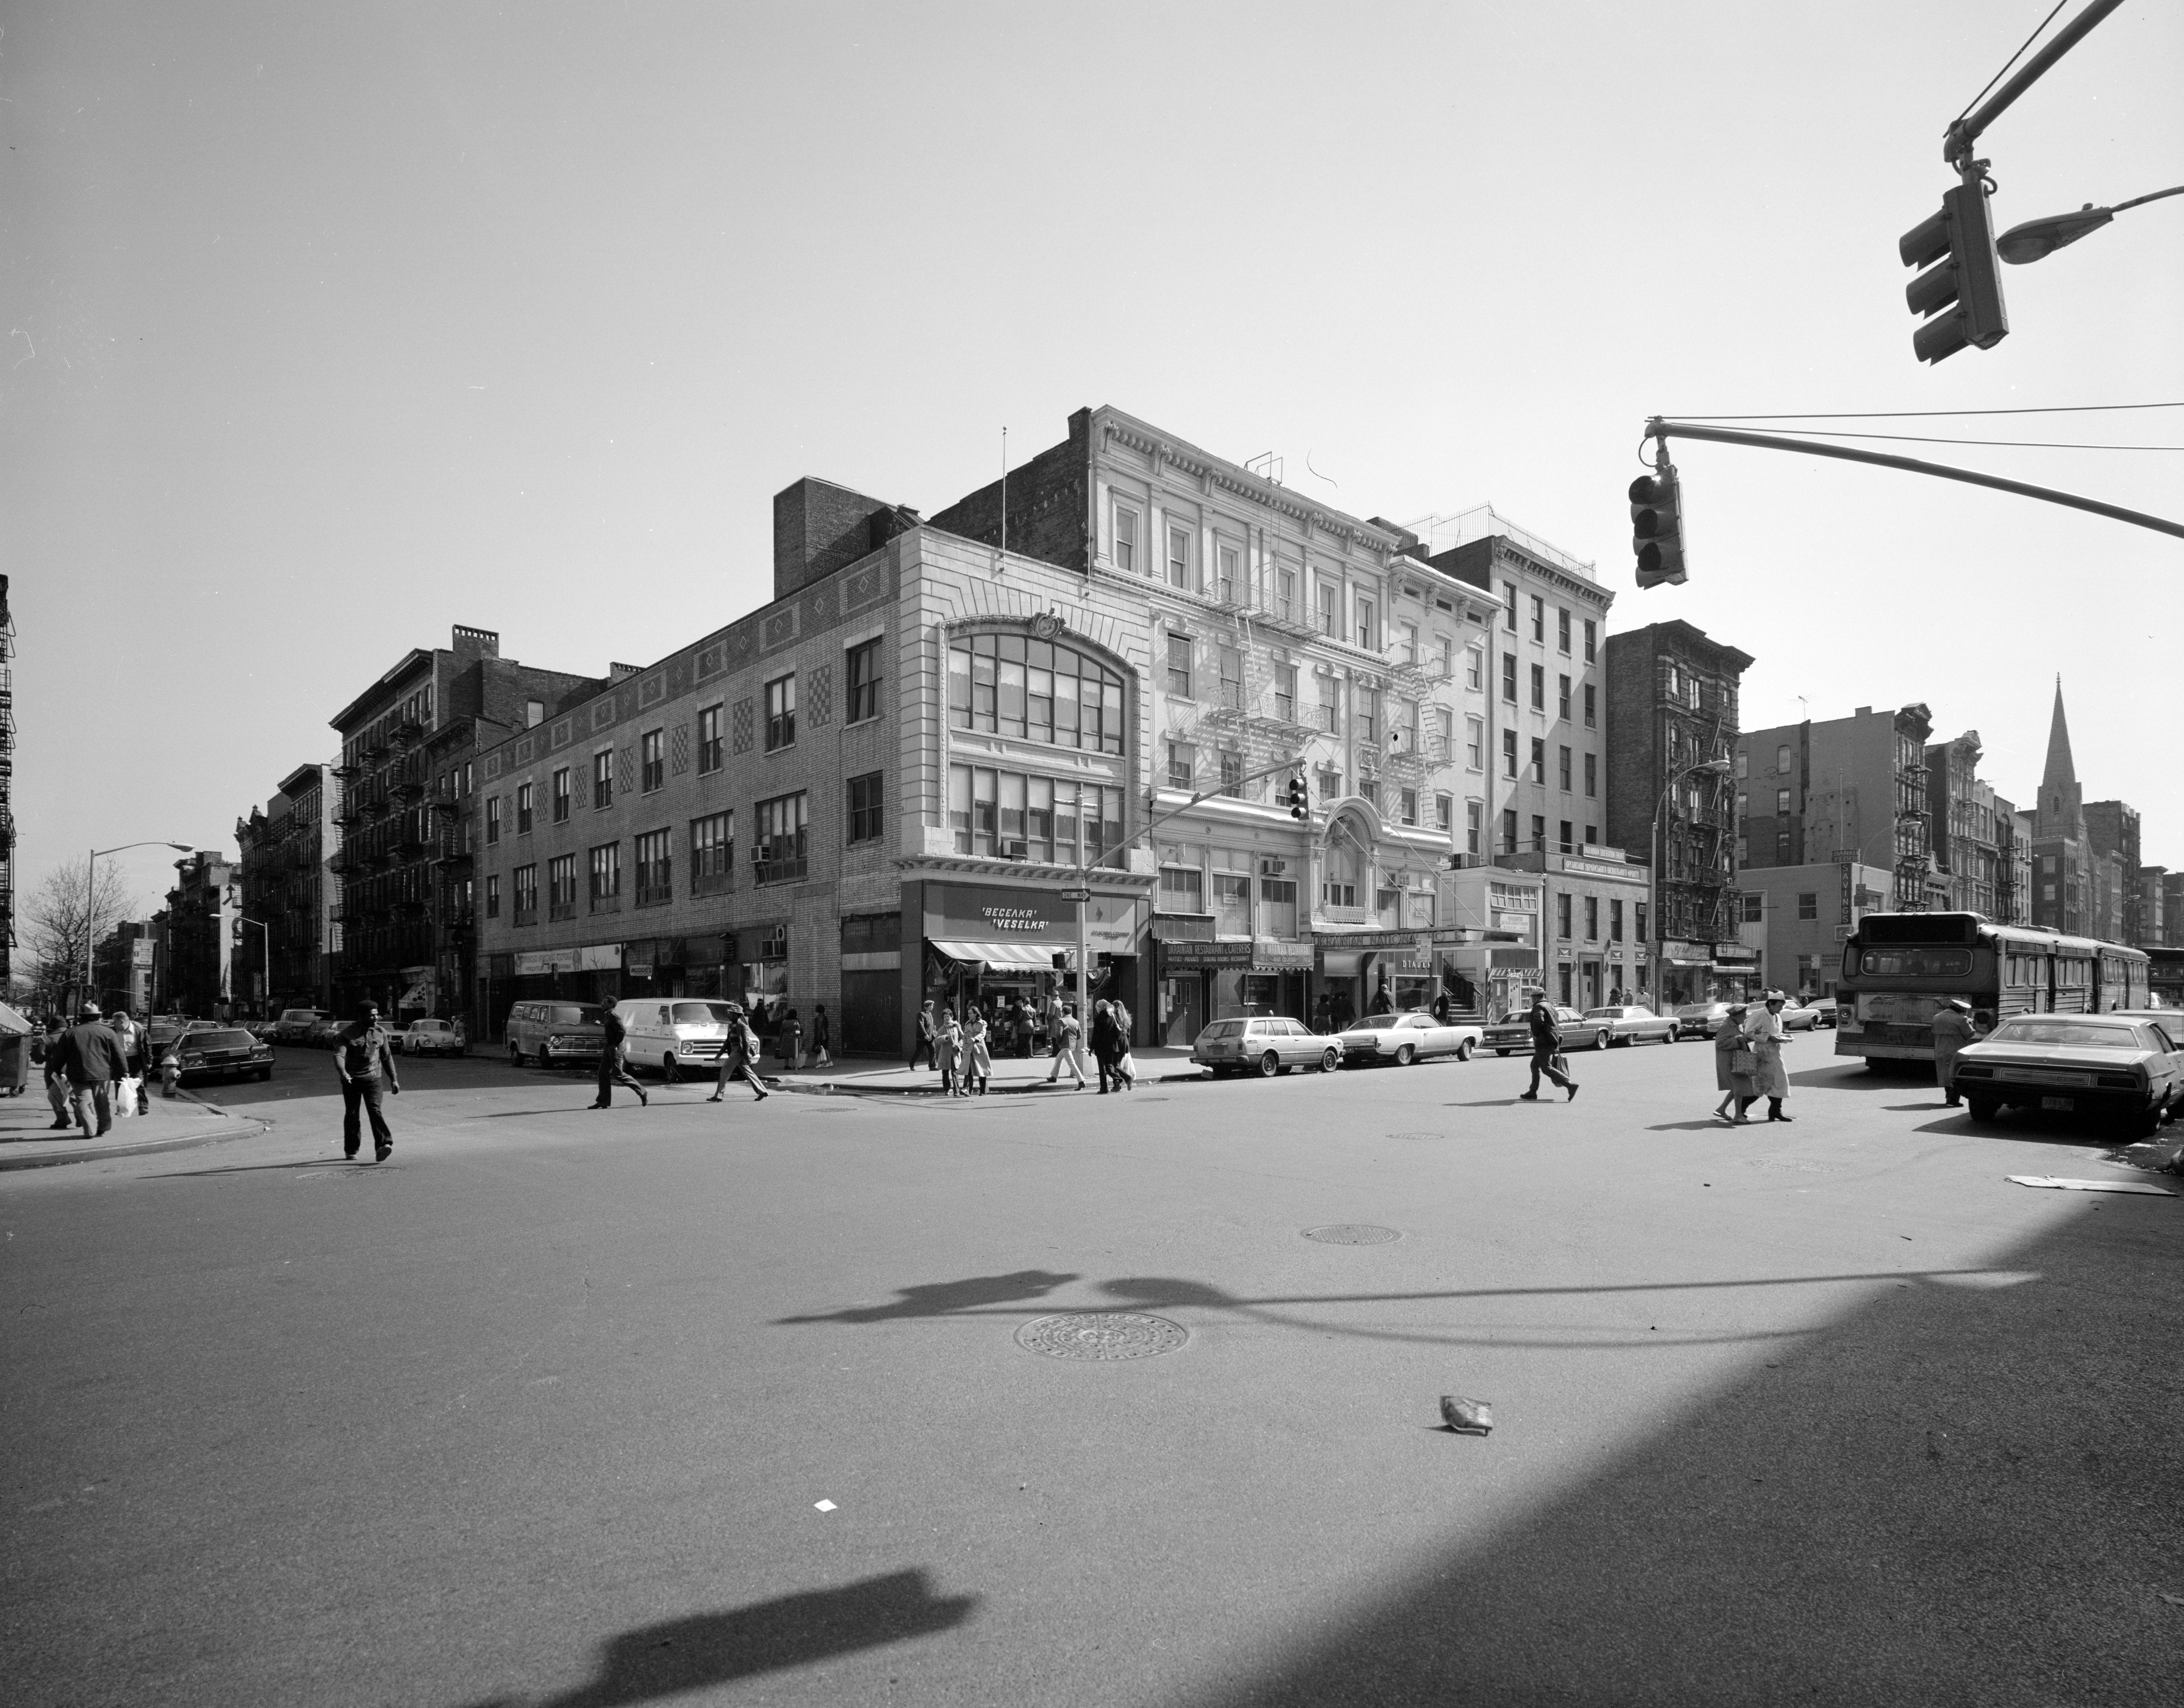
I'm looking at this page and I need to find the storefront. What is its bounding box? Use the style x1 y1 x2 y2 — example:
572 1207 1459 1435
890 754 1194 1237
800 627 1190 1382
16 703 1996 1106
1312 929 1436 1029
1157 937 1314 1043
621 934 738 1000
1658 941 1758 1007
918 879 1147 1038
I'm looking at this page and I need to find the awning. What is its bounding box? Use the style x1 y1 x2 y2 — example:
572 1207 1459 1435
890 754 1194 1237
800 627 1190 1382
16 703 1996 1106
931 939 1062 970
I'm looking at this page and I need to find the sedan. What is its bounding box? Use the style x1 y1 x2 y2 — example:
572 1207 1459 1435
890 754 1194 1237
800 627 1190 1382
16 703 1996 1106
303 1017 346 1049
1335 1010 1484 1067
163 1027 275 1086
1482 1006 1612 1056
1775 1001 1824 1033
1673 1001 1734 1041
1191 1015 1343 1078
1950 1013 2182 1138
397 1019 466 1057
1582 1004 1679 1046
1805 997 1839 1030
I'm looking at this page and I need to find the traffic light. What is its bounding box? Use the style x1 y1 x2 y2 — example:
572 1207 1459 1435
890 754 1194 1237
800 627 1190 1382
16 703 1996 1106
1285 776 1309 820
1899 179 2007 364
1629 465 1686 588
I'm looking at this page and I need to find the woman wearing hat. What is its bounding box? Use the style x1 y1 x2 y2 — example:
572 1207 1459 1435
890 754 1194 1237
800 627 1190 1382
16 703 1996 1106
1741 991 1794 1122
1712 1004 1756 1124
1930 998 1977 1108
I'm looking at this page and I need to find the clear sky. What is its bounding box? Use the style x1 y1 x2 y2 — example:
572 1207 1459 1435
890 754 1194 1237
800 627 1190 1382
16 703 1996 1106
6 1 2180 922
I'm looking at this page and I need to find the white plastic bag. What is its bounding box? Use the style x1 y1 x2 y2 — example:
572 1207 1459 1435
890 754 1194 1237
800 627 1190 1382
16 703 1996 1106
113 1075 141 1119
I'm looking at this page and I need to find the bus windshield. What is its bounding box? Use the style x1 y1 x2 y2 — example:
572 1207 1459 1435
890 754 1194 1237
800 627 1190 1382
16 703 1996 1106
1858 948 1972 978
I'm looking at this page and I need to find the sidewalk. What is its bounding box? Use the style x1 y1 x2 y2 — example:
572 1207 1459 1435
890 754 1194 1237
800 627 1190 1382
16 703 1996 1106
0 1082 270 1171
761 1044 1208 1096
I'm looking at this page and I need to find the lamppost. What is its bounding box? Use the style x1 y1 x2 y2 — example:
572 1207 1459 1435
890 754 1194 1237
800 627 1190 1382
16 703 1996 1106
1650 759 1733 1006
85 841 195 1011
1997 183 2183 264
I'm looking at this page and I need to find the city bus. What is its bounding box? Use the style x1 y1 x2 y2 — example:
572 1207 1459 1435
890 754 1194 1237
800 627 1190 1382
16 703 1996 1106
1834 911 2150 1067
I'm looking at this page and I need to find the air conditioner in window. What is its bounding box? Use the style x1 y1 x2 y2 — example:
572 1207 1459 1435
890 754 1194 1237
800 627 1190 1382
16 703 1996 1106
1259 858 1287 877
1000 840 1028 861
751 843 771 865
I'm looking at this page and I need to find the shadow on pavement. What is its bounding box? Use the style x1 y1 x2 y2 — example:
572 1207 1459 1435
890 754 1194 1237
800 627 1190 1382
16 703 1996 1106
457 1569 975 1707
1161 1198 2184 1708
774 1269 1080 1324
1788 1063 1923 1092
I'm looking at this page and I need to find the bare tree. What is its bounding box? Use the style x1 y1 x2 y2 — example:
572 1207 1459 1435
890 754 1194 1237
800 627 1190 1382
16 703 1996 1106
21 861 140 1013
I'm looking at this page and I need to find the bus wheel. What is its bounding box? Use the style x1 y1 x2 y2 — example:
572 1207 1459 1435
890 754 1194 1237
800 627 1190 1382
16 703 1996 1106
1964 1096 1998 1123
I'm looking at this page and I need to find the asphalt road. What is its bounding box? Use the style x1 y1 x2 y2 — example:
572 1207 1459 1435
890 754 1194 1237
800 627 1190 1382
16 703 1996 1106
4 1036 2179 1708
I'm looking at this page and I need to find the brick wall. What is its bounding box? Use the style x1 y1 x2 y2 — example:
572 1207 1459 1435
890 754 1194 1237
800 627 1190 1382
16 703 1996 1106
1600 630 1659 857
926 407 1092 573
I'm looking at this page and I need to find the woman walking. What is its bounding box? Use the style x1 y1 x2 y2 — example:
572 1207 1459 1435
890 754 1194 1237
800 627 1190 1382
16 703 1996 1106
778 1006 805 1073
936 1012 964 1096
1742 991 1794 1123
1712 1003 1756 1123
707 1004 770 1102
963 1007 993 1096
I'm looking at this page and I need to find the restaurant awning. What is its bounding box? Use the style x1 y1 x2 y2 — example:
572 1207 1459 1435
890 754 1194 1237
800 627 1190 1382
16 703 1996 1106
931 939 1061 970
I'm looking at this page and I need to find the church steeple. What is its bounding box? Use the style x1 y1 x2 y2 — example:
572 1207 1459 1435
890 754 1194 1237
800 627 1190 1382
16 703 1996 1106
2037 676 2082 840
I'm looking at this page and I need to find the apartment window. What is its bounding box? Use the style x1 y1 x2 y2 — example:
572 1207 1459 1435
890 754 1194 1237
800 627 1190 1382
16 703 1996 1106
1609 899 1623 942
1465 646 1484 691
1777 831 1791 861
1531 814 1546 852
1502 729 1518 777
1557 893 1572 939
845 638 883 724
1276 564 1298 621
1217 646 1243 712
1274 664 1297 724
1501 582 1517 630
754 791 809 883
641 729 664 793
1317 581 1339 637
1167 741 1195 792
587 843 621 912
1582 619 1596 662
1584 753 1597 798
1166 633 1193 698
1216 542 1240 604
1777 743 1792 773
1466 800 1482 855
1584 896 1599 940
511 863 537 924
1356 596 1376 650
486 797 502 844
1559 819 1574 854
1399 787 1419 826
690 809 733 896
1530 738 1545 785
1501 653 1517 702
1557 608 1571 654
1742 894 1764 923
1736 750 1749 778
1737 791 1748 819
515 782 534 834
1317 764 1343 804
697 704 724 774
1358 778 1379 812
1467 717 1484 770
634 830 672 907
1776 787 1791 816
1797 891 1818 921
764 674 796 751
1160 865 1204 910
949 631 1125 755
547 853 577 921
1583 684 1596 728
1400 621 1419 665
1219 749 1243 799
847 771 884 844
1113 502 1140 573
1167 525 1193 590
1557 674 1571 721
1558 745 1572 791
2043 882 2056 901
484 874 499 919
1433 705 1453 760
1356 685 1378 744
1318 675 1339 733
1584 824 1597 847
1435 792 1453 832
1530 663 1545 711
1501 807 1518 854
551 767 571 823
525 699 544 728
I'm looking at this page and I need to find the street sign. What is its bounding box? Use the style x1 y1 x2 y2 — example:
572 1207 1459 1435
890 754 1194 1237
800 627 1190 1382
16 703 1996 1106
1061 888 1092 902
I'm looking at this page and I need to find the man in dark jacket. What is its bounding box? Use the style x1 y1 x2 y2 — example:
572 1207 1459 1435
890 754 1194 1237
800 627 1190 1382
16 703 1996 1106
334 1002 402 1161
53 1006 129 1137
1090 1000 1123 1094
1517 995 1578 1103
590 1005 648 1109
35 1015 73 1131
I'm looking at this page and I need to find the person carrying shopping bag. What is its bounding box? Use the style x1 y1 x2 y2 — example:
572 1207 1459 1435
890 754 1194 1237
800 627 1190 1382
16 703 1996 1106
935 1013 965 1096
1713 1004 1756 1124
808 1003 833 1071
1743 992 1795 1122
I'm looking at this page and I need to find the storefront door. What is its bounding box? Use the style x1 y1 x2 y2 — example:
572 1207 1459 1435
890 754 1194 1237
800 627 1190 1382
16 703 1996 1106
1161 974 1205 1047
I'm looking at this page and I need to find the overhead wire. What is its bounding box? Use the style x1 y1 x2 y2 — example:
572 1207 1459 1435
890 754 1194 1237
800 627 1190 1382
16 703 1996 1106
1954 0 2070 125
1669 401 2184 419
1683 428 2184 452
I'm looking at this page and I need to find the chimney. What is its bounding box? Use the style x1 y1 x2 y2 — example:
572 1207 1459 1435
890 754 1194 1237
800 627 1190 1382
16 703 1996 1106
452 625 500 659
610 662 642 681
774 477 912 602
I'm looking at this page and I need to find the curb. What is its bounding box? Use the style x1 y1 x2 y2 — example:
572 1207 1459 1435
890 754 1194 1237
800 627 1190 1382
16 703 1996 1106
771 1069 1211 1099
0 1092 273 1173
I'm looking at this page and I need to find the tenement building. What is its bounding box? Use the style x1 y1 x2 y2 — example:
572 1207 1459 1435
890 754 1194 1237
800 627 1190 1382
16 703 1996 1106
235 762 334 1015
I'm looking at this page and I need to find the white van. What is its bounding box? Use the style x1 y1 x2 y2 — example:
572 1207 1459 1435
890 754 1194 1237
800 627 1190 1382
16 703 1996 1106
611 998 737 1081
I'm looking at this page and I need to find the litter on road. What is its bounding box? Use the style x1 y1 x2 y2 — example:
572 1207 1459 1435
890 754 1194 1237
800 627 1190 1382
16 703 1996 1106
2005 1176 2175 1197
1439 1395 1494 1435
813 1499 837 1512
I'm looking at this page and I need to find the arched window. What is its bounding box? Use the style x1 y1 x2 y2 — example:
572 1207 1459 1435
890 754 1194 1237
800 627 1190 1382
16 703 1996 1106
947 629 1126 755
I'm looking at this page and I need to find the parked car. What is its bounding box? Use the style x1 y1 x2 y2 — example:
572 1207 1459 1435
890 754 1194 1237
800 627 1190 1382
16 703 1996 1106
162 1027 275 1086
1951 1012 2182 1138
242 1019 281 1042
1582 1004 1679 1046
303 1015 346 1049
1775 1000 1824 1033
1672 1001 1735 1041
1335 1010 1484 1067
146 1016 195 1060
1191 1015 1343 1077
1482 1006 1612 1056
273 1007 332 1044
1806 997 1839 1029
396 1018 466 1058
507 1001 607 1068
611 998 735 1080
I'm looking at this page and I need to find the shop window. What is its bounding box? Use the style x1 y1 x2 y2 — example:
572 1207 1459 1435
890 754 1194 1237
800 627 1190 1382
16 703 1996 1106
1214 872 1250 934
1160 866 1204 910
1257 877 1297 938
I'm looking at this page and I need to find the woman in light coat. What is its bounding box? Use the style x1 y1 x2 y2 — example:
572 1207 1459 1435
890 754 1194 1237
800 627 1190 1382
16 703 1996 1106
935 1014 965 1097
1742 992 1794 1123
962 1007 993 1096
1712 1004 1755 1123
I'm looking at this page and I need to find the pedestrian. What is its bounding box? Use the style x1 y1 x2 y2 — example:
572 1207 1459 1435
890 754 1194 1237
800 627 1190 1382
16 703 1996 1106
1713 1003 1756 1123
1090 999 1123 1094
1107 996 1137 1089
107 1009 143 1121
48 1004 129 1139
910 999 938 1070
590 1004 649 1109
963 1007 993 1095
779 1006 805 1072
936 1012 965 1096
809 1003 833 1071
1743 991 1794 1123
35 1015 73 1132
334 1001 401 1161
708 1004 770 1102
1930 998 1977 1108
1431 988 1451 1025
1014 998 1036 1059
1045 1001 1088 1088
1516 993 1578 1103
1312 992 1332 1034
1370 982 1394 1015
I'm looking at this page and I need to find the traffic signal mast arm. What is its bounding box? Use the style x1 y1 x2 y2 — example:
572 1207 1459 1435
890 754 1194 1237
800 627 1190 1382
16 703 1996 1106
1143 752 1312 841
1644 418 2184 542
1943 0 2123 166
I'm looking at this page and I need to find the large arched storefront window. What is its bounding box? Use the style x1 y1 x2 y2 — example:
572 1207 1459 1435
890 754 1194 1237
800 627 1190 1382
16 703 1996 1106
948 629 1126 754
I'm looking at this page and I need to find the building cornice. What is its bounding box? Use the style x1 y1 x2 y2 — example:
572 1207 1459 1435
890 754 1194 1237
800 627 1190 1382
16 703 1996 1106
894 853 1158 891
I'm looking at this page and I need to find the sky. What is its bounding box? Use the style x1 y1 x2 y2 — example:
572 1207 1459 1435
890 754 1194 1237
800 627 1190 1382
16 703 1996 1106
6 0 2180 925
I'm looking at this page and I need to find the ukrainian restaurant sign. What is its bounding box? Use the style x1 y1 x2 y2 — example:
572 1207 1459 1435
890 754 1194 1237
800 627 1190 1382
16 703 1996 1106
922 882 1142 953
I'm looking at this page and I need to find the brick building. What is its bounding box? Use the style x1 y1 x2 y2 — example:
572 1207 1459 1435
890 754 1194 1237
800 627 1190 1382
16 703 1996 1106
91 919 156 1015
2082 799 2144 944
1602 620 1754 1006
1731 861 1893 1001
1924 730 2006 918
160 851 238 1019
235 762 334 1015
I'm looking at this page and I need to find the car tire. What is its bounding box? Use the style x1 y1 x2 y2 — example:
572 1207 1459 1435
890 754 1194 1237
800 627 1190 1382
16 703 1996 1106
1455 1039 1474 1061
1321 1047 1341 1073
1495 1049 1510 1058
663 1053 681 1085
1594 1031 1610 1051
1964 1096 1998 1123
510 1043 523 1067
1258 1051 1280 1078
1394 1044 1415 1067
258 1067 272 1082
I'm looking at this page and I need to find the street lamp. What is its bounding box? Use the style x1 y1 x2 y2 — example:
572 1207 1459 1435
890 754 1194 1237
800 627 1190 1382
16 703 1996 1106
1997 184 2183 264
1650 760 1734 1007
85 841 195 1011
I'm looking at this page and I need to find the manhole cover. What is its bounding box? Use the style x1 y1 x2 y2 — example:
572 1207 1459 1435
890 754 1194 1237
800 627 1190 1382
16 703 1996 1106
1302 1224 1401 1245
1015 1312 1187 1361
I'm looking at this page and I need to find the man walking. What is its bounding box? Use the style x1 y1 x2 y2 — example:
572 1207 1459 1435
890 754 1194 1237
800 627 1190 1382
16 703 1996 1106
707 1004 771 1103
36 1015 73 1131
809 1003 833 1070
1930 998 1976 1108
1090 999 1123 1094
909 999 938 1070
1045 1001 1087 1088
334 1002 401 1162
51 1004 129 1138
590 1004 648 1109
1516 993 1578 1103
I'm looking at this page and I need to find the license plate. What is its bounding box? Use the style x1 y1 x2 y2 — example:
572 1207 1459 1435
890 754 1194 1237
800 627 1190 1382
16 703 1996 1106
2041 1096 2073 1112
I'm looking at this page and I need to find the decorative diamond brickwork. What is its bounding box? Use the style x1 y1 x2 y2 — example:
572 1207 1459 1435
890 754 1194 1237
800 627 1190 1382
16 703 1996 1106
617 746 635 795
731 699 754 755
670 725 690 775
807 664 833 729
